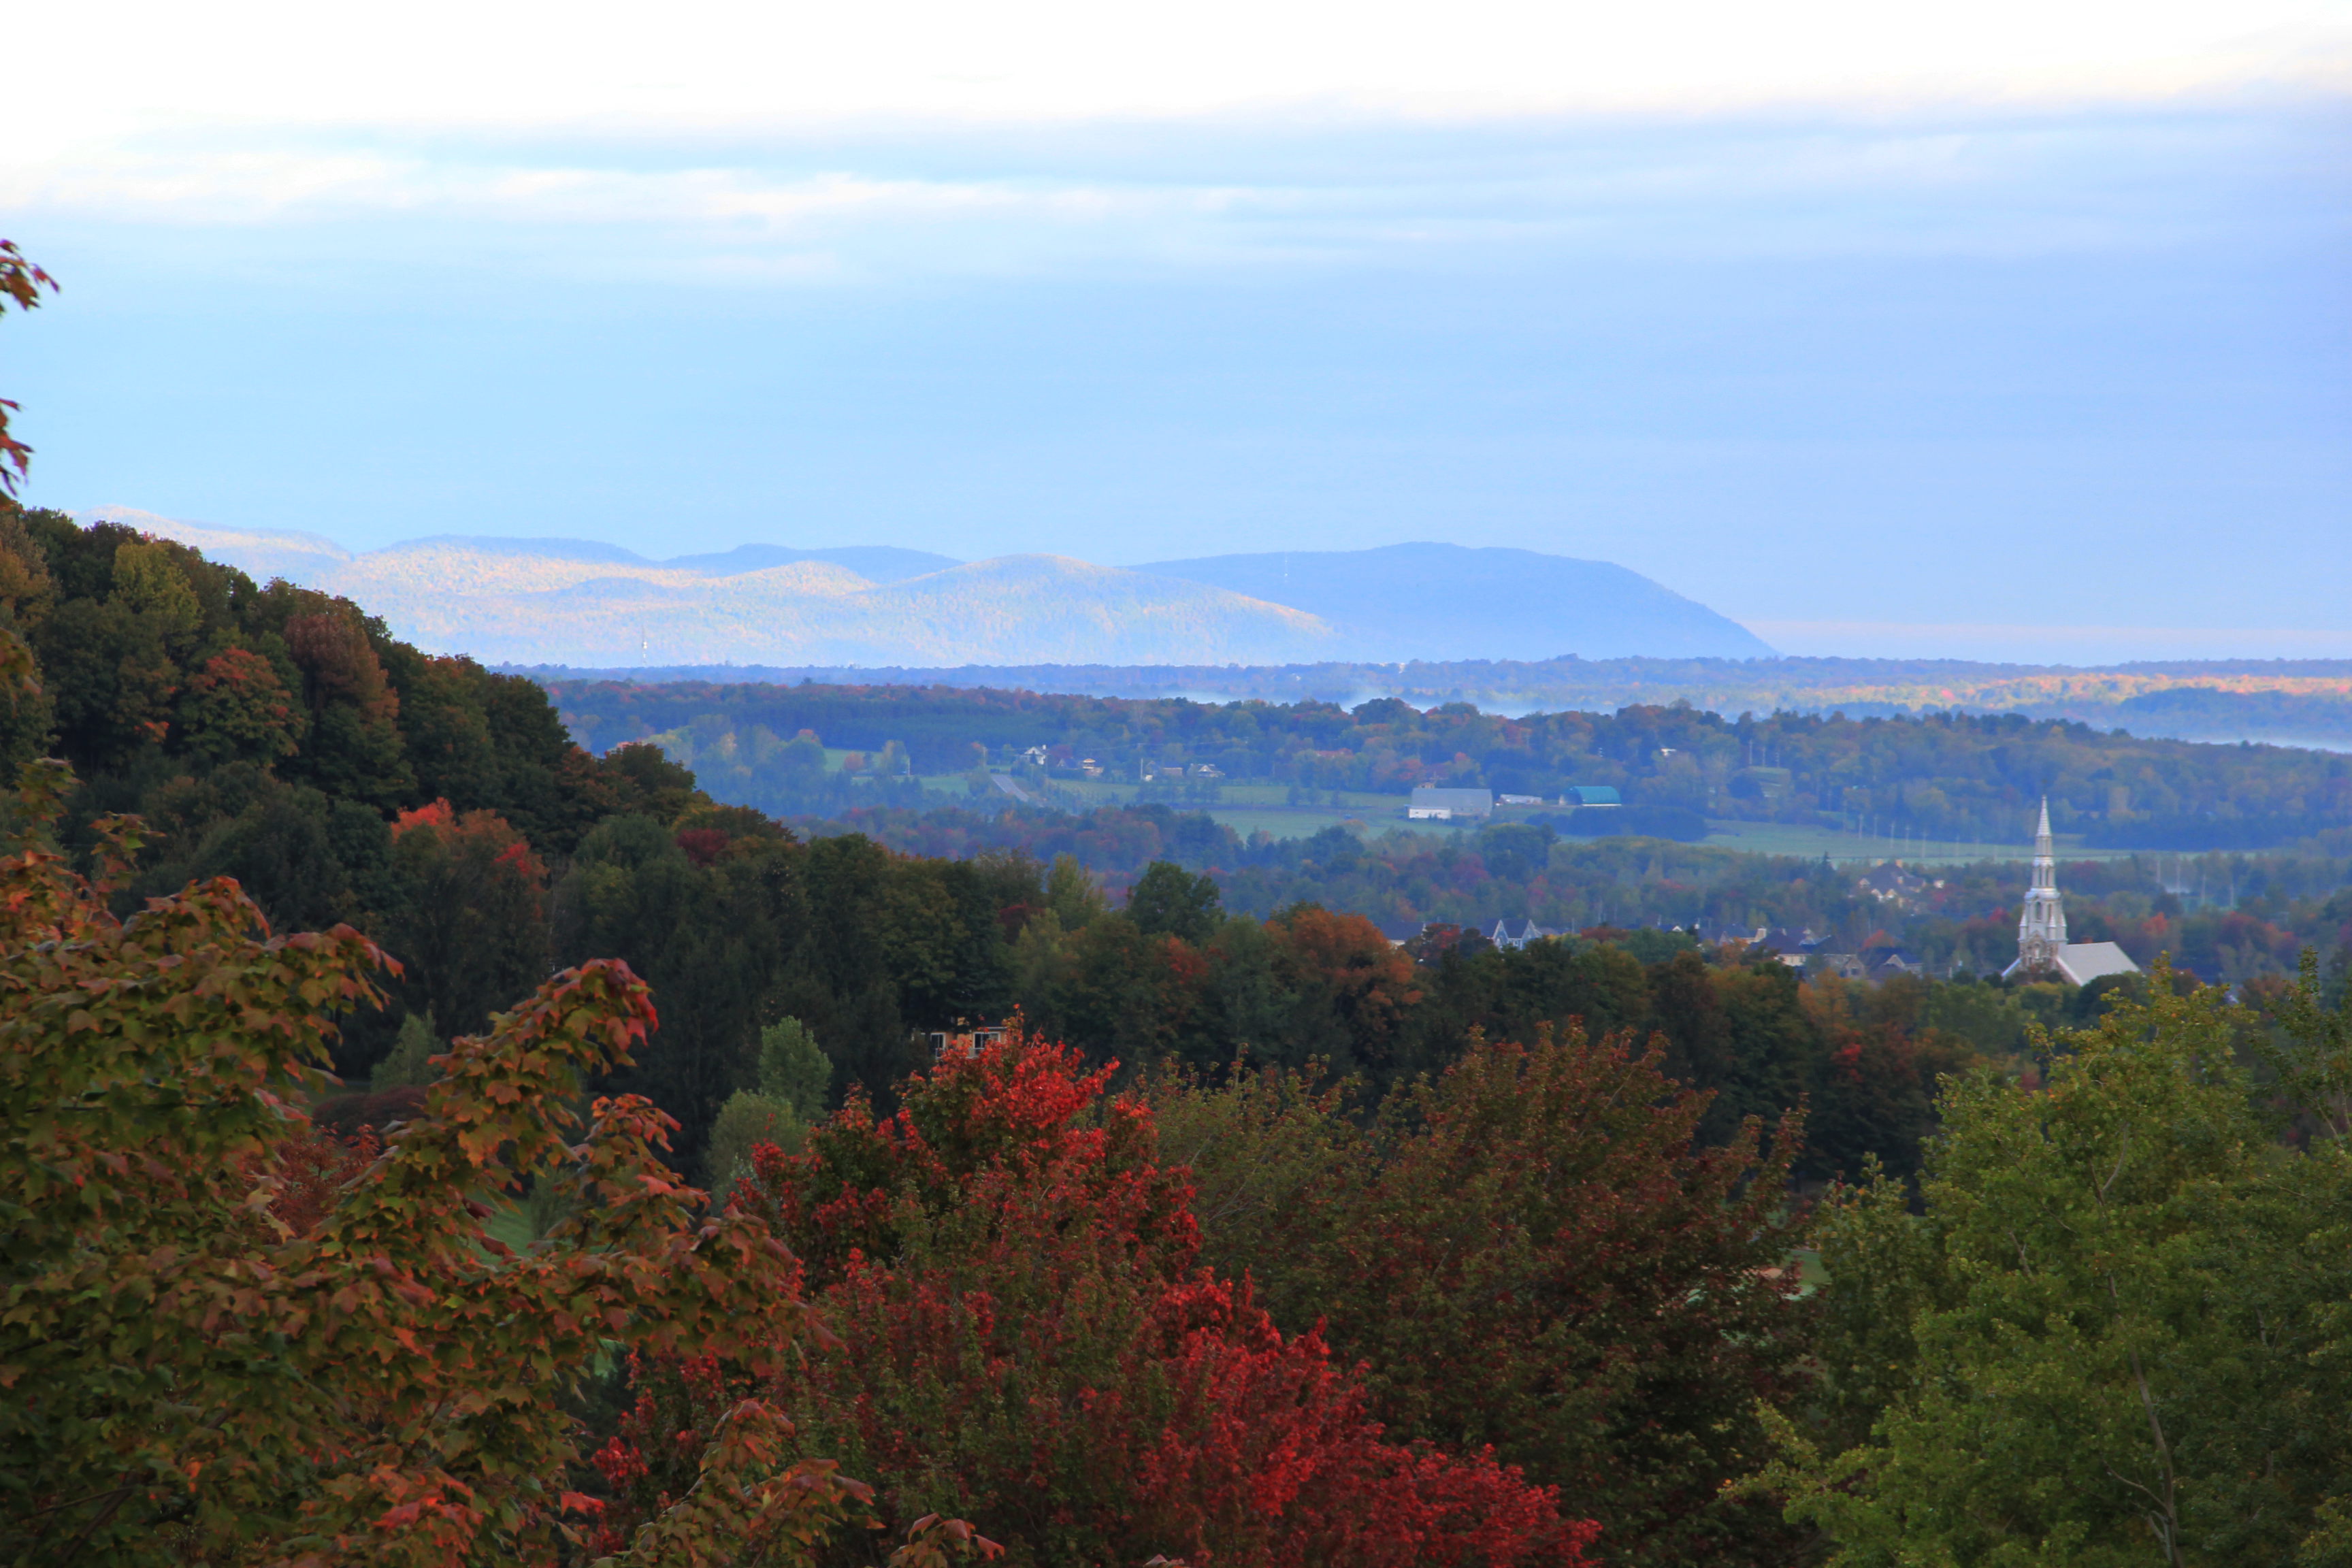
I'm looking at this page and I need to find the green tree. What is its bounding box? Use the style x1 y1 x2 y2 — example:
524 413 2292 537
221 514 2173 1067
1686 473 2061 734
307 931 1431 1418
702 1019 831 1192
376 1008 440 1088
279 600 413 808
1043 852 1107 930
555 813 797 1162
1124 859 1222 945
110 538 201 644
176 645 306 763
1773 960 2352 1565
779 832 924 1109
757 1016 832 1120
36 591 182 772
131 766 369 939
0 509 55 771
380 800 552 1043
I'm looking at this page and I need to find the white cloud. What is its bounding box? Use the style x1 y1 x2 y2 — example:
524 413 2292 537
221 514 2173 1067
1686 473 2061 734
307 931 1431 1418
16 0 2352 133
7 0 2345 275
6 105 2330 286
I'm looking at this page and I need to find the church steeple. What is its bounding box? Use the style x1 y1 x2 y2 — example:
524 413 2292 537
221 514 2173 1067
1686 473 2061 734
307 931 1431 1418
2006 796 2068 977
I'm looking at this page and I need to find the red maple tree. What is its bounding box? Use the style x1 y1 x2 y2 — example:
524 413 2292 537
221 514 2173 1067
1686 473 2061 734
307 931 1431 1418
599 1031 1595 1567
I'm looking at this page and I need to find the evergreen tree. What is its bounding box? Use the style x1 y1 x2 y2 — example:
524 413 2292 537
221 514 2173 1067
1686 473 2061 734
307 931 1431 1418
374 1009 440 1088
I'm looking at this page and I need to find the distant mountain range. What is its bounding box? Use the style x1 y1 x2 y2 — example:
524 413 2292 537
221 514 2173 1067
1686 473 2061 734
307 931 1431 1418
1138 544 1770 661
82 509 1770 666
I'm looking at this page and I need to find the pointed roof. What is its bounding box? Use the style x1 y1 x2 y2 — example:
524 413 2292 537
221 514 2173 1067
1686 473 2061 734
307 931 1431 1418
2036 796 2053 840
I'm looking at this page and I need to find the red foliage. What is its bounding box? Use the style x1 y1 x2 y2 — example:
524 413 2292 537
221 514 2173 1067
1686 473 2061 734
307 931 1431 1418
261 1122 380 1239
284 607 399 721
674 827 730 866
388 800 546 885
755 1032 1196 1286
615 1032 1595 1567
1268 906 1422 1064
393 798 457 836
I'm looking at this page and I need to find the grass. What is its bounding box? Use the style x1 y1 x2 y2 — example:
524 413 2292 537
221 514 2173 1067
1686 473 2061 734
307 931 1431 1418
1790 1245 1825 1295
903 772 1457 842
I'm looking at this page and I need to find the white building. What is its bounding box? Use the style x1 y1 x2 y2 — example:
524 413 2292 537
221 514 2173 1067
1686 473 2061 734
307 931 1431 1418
1487 917 1562 950
2002 798 2142 985
1409 786 1494 821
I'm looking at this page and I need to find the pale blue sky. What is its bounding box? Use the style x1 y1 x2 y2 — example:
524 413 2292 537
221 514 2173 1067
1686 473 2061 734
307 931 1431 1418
5 1 2349 661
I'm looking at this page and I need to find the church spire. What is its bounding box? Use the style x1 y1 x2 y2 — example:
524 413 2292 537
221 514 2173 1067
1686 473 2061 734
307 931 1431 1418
2006 795 2068 977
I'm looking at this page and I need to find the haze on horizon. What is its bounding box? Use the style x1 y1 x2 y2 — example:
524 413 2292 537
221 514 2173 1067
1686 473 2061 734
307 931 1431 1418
5 0 2349 664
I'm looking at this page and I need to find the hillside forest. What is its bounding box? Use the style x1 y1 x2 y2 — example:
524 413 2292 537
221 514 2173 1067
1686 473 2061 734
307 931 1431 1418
10 478 2352 1566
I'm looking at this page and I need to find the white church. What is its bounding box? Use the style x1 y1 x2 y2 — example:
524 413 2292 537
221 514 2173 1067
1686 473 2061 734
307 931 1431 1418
2002 798 2142 985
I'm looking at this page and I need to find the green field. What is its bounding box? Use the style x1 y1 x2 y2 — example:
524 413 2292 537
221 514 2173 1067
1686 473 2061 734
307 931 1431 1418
915 773 1454 842
904 776 2167 862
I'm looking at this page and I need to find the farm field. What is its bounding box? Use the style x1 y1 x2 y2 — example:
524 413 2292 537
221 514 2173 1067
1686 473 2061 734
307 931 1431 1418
935 775 1454 842
893 772 2189 861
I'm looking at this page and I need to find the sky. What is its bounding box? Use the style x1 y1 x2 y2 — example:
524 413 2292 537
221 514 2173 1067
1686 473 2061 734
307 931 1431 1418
4 0 2349 664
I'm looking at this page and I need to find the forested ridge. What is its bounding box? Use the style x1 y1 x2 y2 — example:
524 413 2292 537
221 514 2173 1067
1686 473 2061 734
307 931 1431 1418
523 653 2352 752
